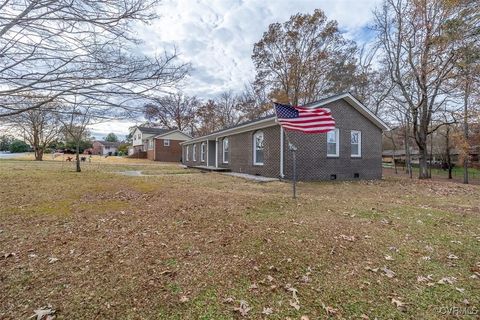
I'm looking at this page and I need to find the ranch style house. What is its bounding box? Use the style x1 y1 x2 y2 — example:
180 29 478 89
181 93 389 181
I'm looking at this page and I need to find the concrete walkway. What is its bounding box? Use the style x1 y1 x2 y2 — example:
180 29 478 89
222 172 279 182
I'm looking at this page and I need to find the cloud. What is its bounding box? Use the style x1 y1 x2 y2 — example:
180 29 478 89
106 0 381 136
139 0 381 99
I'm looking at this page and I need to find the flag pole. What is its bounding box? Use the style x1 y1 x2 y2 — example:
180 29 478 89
272 99 297 199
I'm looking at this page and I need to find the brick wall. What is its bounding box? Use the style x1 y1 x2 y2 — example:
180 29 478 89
147 149 154 161
283 99 382 180
183 141 207 166
92 142 103 155
216 126 281 177
154 138 183 162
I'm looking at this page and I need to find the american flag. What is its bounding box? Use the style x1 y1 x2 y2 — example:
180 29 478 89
274 102 335 134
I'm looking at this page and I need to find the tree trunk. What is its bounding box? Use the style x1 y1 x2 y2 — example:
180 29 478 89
404 119 412 179
446 126 452 180
35 148 44 161
76 142 81 172
418 144 429 179
463 81 470 184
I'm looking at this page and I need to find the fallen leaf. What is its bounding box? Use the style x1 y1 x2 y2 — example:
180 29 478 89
417 275 434 283
447 254 459 260
300 316 310 320
384 255 394 261
289 300 300 310
455 287 465 293
262 307 273 315
249 283 258 290
179 295 189 303
29 306 56 320
382 267 396 278
340 234 355 242
365 267 379 273
48 257 59 264
223 297 235 304
437 277 457 285
322 304 338 316
234 300 251 317
391 298 406 312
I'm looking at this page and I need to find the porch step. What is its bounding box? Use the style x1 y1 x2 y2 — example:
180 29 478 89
190 165 231 172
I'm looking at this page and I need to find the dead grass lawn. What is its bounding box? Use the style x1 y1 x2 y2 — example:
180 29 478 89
1 159 479 319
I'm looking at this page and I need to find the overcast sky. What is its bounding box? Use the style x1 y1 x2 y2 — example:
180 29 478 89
90 0 381 139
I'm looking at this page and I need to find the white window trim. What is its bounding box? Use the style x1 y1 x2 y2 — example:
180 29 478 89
327 128 339 157
164 139 170 147
148 139 154 150
253 131 264 165
351 130 362 158
192 144 196 161
200 142 205 162
222 138 229 163
186 145 189 161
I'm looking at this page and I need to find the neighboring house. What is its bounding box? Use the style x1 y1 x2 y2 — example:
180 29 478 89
92 141 121 156
131 126 191 161
181 93 389 181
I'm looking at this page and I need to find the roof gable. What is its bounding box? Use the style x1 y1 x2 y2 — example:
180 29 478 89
95 141 121 147
306 93 390 131
137 127 171 135
154 130 192 141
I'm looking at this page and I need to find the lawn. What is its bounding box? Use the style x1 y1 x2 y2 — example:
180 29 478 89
1 159 479 319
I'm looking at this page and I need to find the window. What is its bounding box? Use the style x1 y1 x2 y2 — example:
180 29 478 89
222 138 229 163
192 144 197 161
186 146 189 161
327 128 339 157
164 139 170 147
200 142 206 162
351 130 361 157
148 139 154 150
253 131 264 165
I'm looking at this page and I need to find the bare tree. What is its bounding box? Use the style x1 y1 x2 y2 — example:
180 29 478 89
144 93 198 132
373 0 469 179
353 45 393 116
237 82 273 121
0 0 188 117
8 102 61 160
252 9 357 105
58 98 104 172
216 91 242 128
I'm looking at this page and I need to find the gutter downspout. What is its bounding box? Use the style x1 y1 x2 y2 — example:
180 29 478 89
215 137 219 168
280 126 285 178
206 140 209 167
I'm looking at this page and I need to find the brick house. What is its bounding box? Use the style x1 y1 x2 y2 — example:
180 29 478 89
92 141 121 156
181 93 389 181
131 126 191 161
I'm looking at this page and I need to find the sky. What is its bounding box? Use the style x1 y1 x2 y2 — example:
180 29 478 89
89 0 381 139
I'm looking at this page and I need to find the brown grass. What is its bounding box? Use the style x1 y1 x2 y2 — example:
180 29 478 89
1 159 479 319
